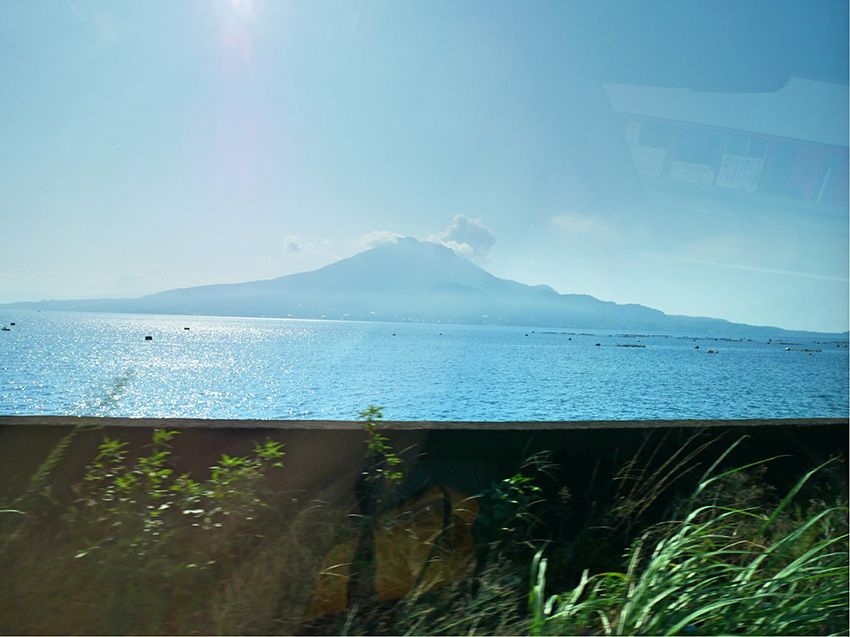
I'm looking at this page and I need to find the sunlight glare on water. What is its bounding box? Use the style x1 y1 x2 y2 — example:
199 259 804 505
0 311 847 421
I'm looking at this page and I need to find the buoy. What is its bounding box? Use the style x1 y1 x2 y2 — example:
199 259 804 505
595 342 600 346
144 335 153 341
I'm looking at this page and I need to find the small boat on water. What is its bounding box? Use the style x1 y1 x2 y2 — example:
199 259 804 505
1 327 10 332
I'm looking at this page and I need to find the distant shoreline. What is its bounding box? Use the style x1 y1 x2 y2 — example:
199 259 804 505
1 307 847 340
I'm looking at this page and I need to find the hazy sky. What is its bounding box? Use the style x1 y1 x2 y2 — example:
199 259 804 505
1 0 848 332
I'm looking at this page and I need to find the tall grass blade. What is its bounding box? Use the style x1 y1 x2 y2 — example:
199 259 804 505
759 459 834 534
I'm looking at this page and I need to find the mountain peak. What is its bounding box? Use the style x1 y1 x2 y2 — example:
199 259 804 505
306 236 493 293
0 235 833 337
366 236 464 259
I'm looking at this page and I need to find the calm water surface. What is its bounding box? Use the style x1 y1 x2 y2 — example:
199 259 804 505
0 311 846 420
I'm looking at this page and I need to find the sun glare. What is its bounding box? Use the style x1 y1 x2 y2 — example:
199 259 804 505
228 0 254 20
213 0 260 64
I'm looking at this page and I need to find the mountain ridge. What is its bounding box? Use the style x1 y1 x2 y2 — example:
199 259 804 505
1 238 845 338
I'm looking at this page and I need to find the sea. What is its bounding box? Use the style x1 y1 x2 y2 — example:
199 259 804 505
0 310 847 421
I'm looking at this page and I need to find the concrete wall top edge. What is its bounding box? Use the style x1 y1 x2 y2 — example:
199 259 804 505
0 416 846 431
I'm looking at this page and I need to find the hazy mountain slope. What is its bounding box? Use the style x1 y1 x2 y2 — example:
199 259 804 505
1 238 841 337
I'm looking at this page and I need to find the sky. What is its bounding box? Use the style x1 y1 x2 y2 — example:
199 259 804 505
0 0 848 332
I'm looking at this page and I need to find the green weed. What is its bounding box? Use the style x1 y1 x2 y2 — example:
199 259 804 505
537 458 849 636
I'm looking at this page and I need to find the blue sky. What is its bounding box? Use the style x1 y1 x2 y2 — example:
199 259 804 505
1 0 847 332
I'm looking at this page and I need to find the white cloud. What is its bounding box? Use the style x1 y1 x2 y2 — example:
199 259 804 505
438 240 474 256
428 214 495 261
359 230 404 248
283 235 303 252
357 215 495 261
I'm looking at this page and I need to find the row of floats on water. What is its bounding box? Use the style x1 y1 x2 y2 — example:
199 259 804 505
0 321 833 356
520 330 724 352
516 330 837 355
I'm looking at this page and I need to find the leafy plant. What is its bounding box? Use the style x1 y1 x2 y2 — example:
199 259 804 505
73 430 285 551
358 404 403 484
345 405 406 609
0 427 294 634
65 430 285 632
486 451 555 547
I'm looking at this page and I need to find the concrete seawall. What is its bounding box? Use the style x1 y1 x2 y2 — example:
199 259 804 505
1 417 846 507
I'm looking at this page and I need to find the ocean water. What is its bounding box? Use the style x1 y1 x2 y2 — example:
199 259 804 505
0 310 847 421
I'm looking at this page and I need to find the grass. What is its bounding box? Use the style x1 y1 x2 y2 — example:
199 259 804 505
535 453 849 636
0 425 847 635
